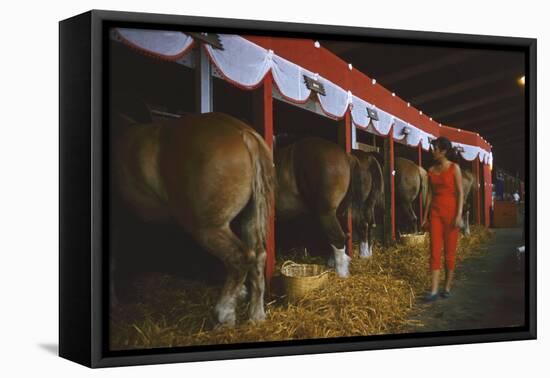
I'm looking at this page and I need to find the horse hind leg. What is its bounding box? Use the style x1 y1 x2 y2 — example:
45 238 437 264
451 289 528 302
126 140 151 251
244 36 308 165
406 202 418 234
194 226 253 326
247 249 266 322
359 221 371 259
319 212 351 278
464 209 471 235
367 222 374 257
361 205 376 258
368 205 376 256
239 201 267 322
354 209 369 258
359 222 372 259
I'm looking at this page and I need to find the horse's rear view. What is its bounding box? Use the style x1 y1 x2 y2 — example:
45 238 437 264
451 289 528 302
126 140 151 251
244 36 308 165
395 157 428 235
275 137 356 277
112 111 275 326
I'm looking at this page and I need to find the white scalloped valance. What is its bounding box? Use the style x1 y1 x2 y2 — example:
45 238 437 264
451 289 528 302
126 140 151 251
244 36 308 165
205 34 438 152
113 28 195 60
271 54 313 103
112 28 491 163
204 35 272 88
452 142 493 166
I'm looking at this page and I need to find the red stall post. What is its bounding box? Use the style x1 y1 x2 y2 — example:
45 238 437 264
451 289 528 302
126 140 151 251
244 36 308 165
483 162 493 228
418 143 423 230
383 126 396 244
472 157 481 225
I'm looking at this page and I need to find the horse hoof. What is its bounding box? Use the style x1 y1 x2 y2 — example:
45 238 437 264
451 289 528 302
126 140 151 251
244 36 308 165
249 308 267 322
359 241 372 258
336 268 350 278
215 303 236 326
336 255 351 278
332 246 351 278
216 315 236 327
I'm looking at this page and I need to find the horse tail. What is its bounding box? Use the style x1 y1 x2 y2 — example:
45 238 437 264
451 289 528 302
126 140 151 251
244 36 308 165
240 128 276 251
345 154 365 220
462 169 474 212
367 154 385 212
368 151 384 167
419 166 428 210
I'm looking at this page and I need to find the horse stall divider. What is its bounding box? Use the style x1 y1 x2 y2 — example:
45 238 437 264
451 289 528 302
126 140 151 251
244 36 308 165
483 163 493 227
472 157 481 225
477 158 482 225
418 144 423 230
383 126 396 245
252 72 276 286
338 110 354 256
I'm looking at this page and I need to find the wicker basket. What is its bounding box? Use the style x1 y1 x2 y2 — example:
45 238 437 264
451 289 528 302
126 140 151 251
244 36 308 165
400 232 427 247
280 261 329 302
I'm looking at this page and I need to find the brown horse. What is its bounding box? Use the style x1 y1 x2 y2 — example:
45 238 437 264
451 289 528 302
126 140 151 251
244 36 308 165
275 137 359 277
111 111 275 326
395 157 428 235
351 150 385 258
395 157 475 235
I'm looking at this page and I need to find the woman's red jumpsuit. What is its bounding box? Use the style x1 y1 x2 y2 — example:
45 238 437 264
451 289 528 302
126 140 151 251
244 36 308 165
428 163 460 271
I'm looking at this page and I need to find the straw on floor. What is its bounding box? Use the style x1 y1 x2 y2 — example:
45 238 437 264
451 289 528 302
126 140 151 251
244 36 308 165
110 225 493 350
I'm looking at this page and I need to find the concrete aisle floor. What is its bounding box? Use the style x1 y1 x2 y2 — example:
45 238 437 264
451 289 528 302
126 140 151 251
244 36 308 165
405 228 526 333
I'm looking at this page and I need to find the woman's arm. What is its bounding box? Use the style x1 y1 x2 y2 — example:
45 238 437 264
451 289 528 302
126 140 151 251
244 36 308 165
422 173 432 228
453 163 464 227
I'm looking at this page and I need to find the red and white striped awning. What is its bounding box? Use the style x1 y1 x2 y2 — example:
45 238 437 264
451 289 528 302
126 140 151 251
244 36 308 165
111 28 493 166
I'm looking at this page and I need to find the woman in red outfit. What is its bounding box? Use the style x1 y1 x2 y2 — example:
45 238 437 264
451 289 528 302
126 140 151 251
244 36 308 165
421 137 464 301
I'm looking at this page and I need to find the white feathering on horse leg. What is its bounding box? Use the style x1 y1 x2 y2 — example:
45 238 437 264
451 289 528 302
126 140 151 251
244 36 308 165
249 301 266 322
359 240 371 258
331 245 351 278
215 296 237 326
237 284 247 300
248 281 266 322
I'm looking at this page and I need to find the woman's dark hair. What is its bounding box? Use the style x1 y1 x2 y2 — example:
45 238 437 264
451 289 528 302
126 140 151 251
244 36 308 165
431 136 459 161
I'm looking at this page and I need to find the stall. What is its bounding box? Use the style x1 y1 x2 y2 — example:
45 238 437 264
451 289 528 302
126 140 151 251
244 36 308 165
110 28 494 282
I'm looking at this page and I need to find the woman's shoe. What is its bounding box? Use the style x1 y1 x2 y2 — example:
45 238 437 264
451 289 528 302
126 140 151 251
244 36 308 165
424 292 438 302
440 290 452 299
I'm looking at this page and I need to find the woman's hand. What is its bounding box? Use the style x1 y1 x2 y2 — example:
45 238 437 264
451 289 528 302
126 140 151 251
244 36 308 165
421 216 430 231
454 214 463 229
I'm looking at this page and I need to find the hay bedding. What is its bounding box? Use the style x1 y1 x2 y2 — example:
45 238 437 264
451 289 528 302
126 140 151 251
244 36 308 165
110 225 493 350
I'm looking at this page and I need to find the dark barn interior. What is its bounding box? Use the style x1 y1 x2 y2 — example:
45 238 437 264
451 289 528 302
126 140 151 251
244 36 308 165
109 40 349 296
320 39 526 180
108 34 526 303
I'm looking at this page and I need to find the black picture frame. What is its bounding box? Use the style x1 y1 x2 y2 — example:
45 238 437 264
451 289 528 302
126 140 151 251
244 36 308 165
59 9 537 368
